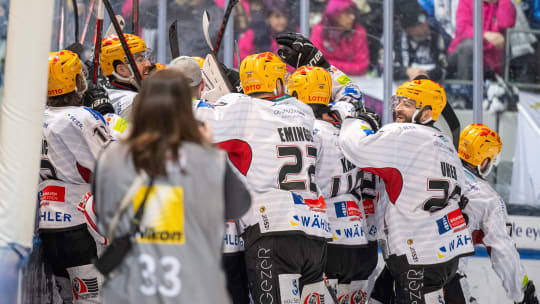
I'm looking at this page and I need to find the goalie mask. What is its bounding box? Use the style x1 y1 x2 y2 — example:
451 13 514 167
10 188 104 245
393 79 446 123
240 52 286 95
100 33 147 76
458 123 502 178
48 50 86 97
288 66 332 106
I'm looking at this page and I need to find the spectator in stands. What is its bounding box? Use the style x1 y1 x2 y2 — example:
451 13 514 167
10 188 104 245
393 0 448 81
416 0 459 48
310 0 369 75
237 0 293 66
448 0 516 80
168 0 224 59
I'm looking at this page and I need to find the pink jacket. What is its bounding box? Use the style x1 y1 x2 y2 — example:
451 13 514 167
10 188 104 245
448 0 516 73
310 23 369 75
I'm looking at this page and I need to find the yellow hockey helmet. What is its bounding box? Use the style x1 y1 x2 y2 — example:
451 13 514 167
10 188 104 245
240 52 286 95
458 123 502 167
100 33 147 76
288 66 332 106
48 50 83 97
394 79 446 121
192 56 205 68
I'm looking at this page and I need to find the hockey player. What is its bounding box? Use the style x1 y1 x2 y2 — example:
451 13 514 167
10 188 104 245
40 50 111 303
99 33 151 118
203 52 335 303
288 65 378 303
338 79 475 304
442 123 539 304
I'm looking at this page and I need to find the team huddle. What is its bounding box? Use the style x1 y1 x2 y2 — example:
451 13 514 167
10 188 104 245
39 31 538 304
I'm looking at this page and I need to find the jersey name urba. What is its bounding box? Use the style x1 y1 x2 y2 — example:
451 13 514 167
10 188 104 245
440 161 457 180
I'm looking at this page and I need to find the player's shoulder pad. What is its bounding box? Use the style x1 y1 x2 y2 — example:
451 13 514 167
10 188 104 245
214 92 249 106
285 96 316 118
195 99 213 109
82 107 107 125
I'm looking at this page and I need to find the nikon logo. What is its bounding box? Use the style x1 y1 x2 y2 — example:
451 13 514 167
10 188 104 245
137 227 183 242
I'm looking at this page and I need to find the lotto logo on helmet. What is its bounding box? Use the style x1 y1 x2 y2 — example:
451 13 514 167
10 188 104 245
304 293 325 304
72 277 99 300
244 84 262 92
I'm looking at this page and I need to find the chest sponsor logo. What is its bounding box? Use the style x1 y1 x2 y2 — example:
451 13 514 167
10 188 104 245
363 199 374 215
39 185 66 204
334 201 363 220
134 185 185 244
333 223 364 240
290 214 331 233
40 211 72 223
436 209 466 235
437 233 472 259
292 193 326 213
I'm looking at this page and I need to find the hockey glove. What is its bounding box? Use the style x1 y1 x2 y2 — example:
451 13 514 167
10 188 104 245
276 32 330 69
220 62 242 93
519 281 539 304
83 84 115 115
357 108 381 133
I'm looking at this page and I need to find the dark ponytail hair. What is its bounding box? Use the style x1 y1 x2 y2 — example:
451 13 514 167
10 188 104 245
125 69 203 177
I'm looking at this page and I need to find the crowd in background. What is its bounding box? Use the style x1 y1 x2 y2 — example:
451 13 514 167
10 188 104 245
3 0 540 107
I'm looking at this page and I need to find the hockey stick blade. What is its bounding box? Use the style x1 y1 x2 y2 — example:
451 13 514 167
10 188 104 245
169 20 180 59
213 0 240 53
105 15 125 37
202 11 214 52
72 0 80 43
441 102 461 150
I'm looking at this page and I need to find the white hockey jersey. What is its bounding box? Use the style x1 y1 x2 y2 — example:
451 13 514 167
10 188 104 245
103 113 130 140
461 167 526 302
106 87 137 119
358 171 388 242
204 93 331 240
39 106 111 230
339 120 474 265
314 120 367 246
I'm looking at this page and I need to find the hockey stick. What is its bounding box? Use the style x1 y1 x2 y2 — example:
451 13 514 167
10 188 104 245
92 0 105 85
105 15 125 37
234 39 241 66
71 0 79 43
103 0 143 87
132 0 139 34
442 102 461 150
202 11 213 51
213 0 239 54
59 0 65 49
80 0 96 44
169 20 180 59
